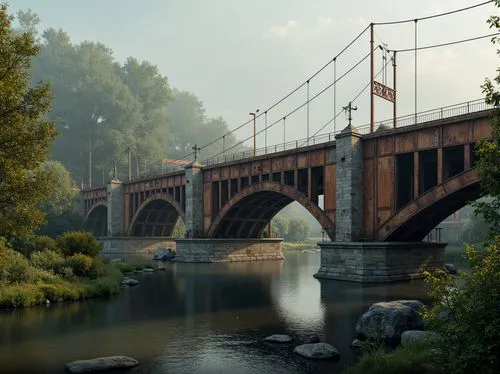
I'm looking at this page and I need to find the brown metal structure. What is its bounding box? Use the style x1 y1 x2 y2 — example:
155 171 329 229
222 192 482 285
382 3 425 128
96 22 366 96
83 110 492 241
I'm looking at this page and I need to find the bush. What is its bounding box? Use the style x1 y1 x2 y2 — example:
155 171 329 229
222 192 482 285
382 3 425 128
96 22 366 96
0 284 46 308
30 250 65 273
423 236 500 374
9 235 60 257
65 253 94 277
286 217 312 242
57 231 102 257
0 249 37 284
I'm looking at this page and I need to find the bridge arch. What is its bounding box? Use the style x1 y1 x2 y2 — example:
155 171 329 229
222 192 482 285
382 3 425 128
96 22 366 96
85 203 108 237
207 181 335 239
378 169 482 241
128 193 185 237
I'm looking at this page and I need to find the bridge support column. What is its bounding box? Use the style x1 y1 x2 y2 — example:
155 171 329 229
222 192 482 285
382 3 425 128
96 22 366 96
107 180 124 236
185 161 204 238
335 125 363 241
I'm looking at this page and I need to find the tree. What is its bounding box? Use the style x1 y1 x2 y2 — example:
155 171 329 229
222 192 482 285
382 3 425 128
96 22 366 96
286 217 312 242
271 215 288 238
0 4 56 237
473 0 500 238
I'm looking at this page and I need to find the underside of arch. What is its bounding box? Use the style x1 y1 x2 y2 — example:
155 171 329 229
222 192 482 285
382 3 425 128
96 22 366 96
85 204 107 237
208 182 335 239
128 195 185 237
379 169 482 241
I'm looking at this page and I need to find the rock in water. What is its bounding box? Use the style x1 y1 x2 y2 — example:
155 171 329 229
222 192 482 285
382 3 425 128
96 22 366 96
444 263 458 275
355 300 425 344
142 268 155 273
263 334 293 343
120 277 139 286
294 343 340 360
153 247 176 261
65 356 139 373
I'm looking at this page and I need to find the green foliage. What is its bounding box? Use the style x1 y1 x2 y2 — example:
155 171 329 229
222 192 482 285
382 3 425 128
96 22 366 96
0 284 46 308
473 0 500 238
0 247 36 284
343 341 439 374
64 253 93 277
9 234 59 257
462 211 492 244
38 161 78 216
271 215 288 238
38 210 84 238
57 231 102 257
171 218 186 238
30 249 65 273
287 217 312 242
0 4 57 237
423 237 500 374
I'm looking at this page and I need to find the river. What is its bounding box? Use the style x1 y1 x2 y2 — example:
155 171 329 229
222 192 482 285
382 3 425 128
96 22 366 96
0 249 430 374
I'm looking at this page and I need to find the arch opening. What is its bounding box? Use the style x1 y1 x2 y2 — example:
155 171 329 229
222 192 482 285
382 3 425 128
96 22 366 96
383 181 482 242
208 182 335 239
128 197 185 237
85 204 108 237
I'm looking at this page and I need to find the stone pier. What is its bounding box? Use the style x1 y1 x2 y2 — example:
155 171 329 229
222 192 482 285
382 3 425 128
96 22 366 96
174 238 284 262
100 237 176 256
314 242 446 282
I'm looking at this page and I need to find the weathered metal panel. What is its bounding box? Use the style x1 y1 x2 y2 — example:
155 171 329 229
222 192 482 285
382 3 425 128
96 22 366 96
272 157 284 172
230 165 240 178
211 168 220 181
443 122 468 146
240 163 250 176
363 158 375 237
377 156 394 209
252 161 262 175
310 149 325 167
377 136 394 156
377 207 391 228
395 132 417 153
204 170 212 183
324 164 336 212
297 153 308 169
325 147 336 164
261 159 271 174
417 128 439 150
285 155 296 170
471 118 492 141
221 166 230 180
363 138 376 159
203 182 212 232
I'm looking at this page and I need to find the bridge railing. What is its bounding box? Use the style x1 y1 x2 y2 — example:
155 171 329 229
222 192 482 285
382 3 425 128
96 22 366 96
203 98 492 167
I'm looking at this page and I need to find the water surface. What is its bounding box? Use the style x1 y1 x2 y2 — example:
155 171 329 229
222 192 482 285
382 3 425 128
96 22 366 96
0 250 430 374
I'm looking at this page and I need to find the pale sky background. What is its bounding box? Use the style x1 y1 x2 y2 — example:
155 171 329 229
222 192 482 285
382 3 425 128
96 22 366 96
6 0 500 157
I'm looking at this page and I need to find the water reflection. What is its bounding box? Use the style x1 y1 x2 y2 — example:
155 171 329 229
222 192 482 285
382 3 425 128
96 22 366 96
0 250 429 374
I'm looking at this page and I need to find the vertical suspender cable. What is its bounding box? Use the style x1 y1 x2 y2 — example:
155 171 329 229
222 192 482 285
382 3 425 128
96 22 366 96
283 117 286 146
264 111 268 154
370 23 375 133
333 58 337 134
414 19 418 125
393 51 397 128
306 80 310 145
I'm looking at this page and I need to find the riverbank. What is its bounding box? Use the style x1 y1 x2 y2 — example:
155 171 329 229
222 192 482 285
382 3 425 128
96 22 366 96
282 241 319 251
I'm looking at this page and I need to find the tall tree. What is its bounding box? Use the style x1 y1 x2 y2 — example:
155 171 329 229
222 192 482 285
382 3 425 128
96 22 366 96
0 4 56 237
474 1 500 238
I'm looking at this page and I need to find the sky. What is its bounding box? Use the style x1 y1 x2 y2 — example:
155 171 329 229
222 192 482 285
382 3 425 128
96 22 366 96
6 0 500 154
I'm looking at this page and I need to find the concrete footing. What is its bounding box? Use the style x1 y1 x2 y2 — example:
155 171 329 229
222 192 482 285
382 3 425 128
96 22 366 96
99 237 176 255
174 238 284 262
314 241 446 282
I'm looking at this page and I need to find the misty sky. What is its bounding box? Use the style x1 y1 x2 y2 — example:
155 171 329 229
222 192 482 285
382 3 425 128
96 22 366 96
6 0 499 155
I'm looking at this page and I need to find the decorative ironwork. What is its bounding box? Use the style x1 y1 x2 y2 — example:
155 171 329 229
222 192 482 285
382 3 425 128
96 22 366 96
373 81 396 103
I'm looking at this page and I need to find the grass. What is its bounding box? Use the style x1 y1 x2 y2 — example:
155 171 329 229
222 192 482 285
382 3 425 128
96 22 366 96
282 239 319 251
114 261 158 274
343 340 441 374
0 264 123 309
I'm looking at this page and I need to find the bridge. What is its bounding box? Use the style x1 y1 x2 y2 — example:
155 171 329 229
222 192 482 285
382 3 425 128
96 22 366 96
82 99 493 281
81 7 496 281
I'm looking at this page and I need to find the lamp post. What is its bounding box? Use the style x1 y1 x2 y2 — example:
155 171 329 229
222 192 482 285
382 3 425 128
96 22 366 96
249 109 259 157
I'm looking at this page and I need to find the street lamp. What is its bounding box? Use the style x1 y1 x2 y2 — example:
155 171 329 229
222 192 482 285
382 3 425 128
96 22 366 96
249 109 259 157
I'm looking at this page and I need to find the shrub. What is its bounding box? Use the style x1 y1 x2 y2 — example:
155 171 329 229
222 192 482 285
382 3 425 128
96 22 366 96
30 250 65 273
423 236 500 374
0 284 46 308
9 235 60 257
57 231 102 257
65 253 94 277
0 249 37 284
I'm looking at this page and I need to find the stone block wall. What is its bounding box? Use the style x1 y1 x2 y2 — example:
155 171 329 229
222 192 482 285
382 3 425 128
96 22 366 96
174 239 284 262
100 237 176 255
185 162 204 238
314 242 446 282
335 127 363 241
107 180 124 236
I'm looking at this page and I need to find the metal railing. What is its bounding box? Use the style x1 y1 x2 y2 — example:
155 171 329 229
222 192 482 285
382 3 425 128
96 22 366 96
203 98 492 167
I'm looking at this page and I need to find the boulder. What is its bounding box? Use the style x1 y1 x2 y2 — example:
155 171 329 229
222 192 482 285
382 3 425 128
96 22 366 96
263 334 292 343
153 247 176 261
307 335 321 344
293 343 339 360
350 339 363 351
401 330 441 348
120 277 139 286
65 356 138 373
142 268 155 273
355 300 425 344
